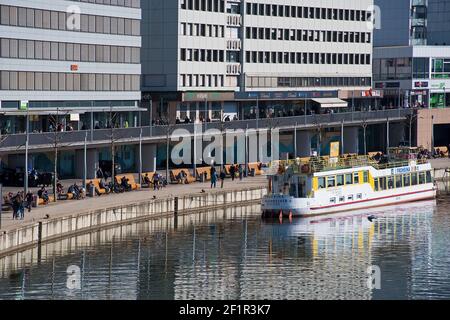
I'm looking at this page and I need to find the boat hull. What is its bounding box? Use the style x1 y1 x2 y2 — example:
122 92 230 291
261 188 437 218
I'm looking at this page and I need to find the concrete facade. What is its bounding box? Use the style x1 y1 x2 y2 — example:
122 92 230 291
142 0 374 94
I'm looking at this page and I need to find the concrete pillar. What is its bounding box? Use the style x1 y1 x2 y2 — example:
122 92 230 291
141 144 157 172
80 149 99 179
295 130 312 157
343 127 359 154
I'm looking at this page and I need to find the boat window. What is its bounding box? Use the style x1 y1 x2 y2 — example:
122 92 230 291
374 178 379 191
419 172 426 184
327 176 336 188
363 171 369 183
388 176 394 189
379 177 387 190
330 197 336 204
411 173 418 185
426 171 432 183
345 173 353 185
339 196 345 202
337 175 344 186
403 174 411 187
318 177 326 189
347 195 354 201
356 193 363 199
353 173 360 184
395 175 403 188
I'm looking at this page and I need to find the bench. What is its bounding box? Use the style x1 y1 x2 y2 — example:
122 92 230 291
435 146 449 157
247 162 263 176
87 178 109 195
170 169 196 184
115 174 141 191
141 172 156 188
196 167 212 181
37 195 55 206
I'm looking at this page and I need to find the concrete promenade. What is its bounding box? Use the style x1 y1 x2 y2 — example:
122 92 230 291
0 176 267 234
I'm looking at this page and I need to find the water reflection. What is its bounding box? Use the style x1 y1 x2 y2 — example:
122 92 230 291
1 199 449 300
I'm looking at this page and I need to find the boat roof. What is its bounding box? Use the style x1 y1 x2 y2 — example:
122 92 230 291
269 155 431 176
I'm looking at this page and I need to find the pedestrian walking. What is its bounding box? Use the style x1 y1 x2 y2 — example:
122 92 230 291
25 192 33 212
220 170 226 188
229 165 236 181
211 170 218 188
238 164 244 181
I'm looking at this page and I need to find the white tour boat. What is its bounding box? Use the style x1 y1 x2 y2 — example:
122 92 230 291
261 148 436 218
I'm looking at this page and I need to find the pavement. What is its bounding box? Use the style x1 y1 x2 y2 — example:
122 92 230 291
0 175 267 233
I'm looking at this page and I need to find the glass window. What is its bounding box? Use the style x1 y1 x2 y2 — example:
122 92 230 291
388 176 394 189
337 175 344 186
403 174 411 187
426 171 432 183
395 175 403 188
327 176 336 188
411 173 418 185
419 172 426 184
363 171 369 183
318 177 325 189
353 173 359 184
374 179 379 191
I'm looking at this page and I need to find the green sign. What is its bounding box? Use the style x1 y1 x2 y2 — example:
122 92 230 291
19 101 28 111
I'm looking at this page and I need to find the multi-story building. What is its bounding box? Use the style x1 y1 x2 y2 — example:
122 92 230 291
374 0 450 148
142 0 375 123
0 0 142 175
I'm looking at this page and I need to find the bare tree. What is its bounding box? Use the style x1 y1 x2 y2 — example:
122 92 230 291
405 110 417 148
108 105 120 191
160 116 176 181
360 114 369 156
47 108 70 202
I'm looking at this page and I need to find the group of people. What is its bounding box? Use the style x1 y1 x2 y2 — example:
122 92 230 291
210 164 246 189
4 191 34 220
143 173 167 190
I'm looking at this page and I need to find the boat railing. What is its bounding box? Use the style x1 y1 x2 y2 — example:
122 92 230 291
270 156 428 174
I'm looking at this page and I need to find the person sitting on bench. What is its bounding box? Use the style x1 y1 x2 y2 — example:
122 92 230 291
99 179 110 193
121 176 132 191
143 173 152 187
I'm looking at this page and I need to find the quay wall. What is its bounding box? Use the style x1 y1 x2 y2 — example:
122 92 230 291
0 187 267 257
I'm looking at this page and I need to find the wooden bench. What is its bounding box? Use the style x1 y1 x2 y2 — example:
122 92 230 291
115 174 141 191
37 195 55 206
435 146 449 157
247 162 263 176
170 169 196 184
196 167 212 181
87 178 109 195
224 164 238 177
141 172 156 188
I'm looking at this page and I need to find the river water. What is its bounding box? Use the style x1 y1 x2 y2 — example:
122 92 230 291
1 198 450 300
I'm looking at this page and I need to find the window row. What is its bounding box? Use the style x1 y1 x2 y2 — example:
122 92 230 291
245 51 371 66
245 27 371 44
0 5 140 36
181 0 225 13
181 22 225 38
318 171 368 189
0 71 140 91
373 172 433 191
180 74 224 88
70 0 140 8
0 38 140 64
246 76 372 88
246 2 371 22
180 48 225 62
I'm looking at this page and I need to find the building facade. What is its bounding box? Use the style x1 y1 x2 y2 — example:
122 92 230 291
0 0 142 176
374 0 450 148
142 0 375 123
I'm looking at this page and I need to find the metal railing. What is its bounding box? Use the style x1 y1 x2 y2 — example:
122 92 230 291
0 109 412 151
